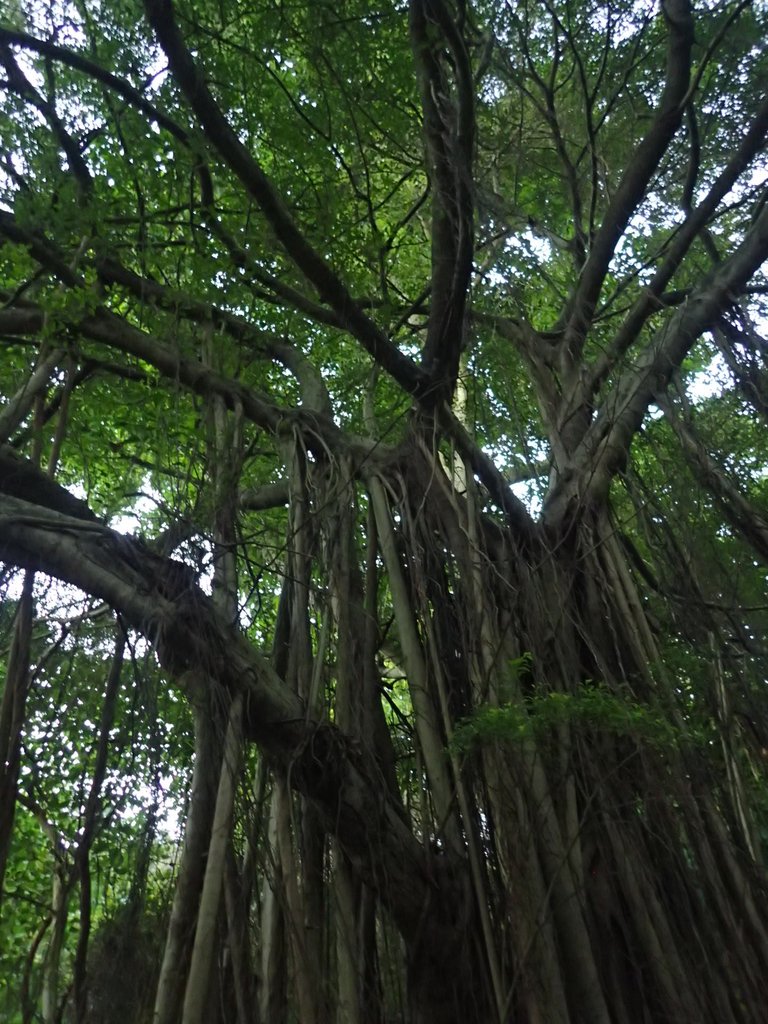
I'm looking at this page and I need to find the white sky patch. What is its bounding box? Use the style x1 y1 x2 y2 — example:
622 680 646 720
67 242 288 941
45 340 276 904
144 46 169 94
511 478 543 517
10 45 45 90
589 2 653 45
25 0 89 47
110 489 158 536
506 229 553 266
687 352 731 403
133 776 186 844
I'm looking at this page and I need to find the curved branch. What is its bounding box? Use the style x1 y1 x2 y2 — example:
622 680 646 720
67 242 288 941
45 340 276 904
0 26 191 145
0 300 370 469
0 482 447 949
0 40 93 195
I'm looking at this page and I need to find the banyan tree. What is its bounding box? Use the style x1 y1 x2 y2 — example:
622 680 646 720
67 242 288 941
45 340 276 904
1 0 768 1021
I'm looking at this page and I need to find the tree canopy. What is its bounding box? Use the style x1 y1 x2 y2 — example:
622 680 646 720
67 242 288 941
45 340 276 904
1 1 768 1022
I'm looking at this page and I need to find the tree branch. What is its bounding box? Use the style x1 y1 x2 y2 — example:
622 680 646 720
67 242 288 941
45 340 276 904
143 0 429 401
0 26 192 146
0 300 376 469
0 483 444 946
658 396 768 565
409 0 475 399
559 0 694 370
0 350 63 444
545 193 768 523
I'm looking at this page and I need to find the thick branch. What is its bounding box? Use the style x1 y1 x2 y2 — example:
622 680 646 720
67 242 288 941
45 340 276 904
0 303 367 465
545 195 768 523
0 485 437 944
0 444 96 521
410 0 475 398
143 0 429 400
0 27 191 145
560 0 694 367
588 93 768 393
239 480 289 512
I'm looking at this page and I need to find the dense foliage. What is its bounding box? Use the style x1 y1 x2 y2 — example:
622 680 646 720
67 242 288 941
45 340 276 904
1 1 768 1021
